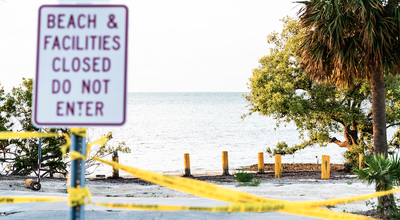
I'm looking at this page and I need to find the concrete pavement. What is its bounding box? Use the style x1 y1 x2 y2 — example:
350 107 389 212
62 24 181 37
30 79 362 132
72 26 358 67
1 190 321 220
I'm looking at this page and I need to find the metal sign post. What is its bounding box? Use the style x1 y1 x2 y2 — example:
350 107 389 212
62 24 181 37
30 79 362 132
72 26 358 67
25 128 43 191
33 4 128 220
37 128 42 183
69 132 86 220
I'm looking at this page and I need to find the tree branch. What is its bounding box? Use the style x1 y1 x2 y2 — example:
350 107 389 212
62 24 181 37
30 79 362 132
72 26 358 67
41 154 60 161
367 112 372 121
330 116 346 127
387 122 400 129
328 137 351 150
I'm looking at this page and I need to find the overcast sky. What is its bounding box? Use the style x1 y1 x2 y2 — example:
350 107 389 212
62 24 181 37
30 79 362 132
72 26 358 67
0 0 300 92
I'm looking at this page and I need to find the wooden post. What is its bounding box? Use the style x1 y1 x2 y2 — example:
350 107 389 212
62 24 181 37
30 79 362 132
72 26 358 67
112 151 119 179
183 153 192 177
275 154 281 178
321 155 330 180
359 154 363 169
222 151 229 175
258 152 265 174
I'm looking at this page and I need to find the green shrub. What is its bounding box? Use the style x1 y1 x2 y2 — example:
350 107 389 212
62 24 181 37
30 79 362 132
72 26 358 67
353 154 400 218
235 179 261 187
266 141 314 156
233 170 253 182
342 143 372 171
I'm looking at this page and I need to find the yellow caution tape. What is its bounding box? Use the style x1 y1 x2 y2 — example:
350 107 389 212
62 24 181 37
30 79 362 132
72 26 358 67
93 202 375 219
68 186 91 207
292 187 400 207
91 202 311 212
283 208 375 220
61 134 71 156
93 157 383 220
68 137 107 161
94 157 396 207
0 131 386 220
61 129 87 157
70 151 87 161
0 131 60 140
70 128 87 137
0 196 67 204
0 131 70 159
93 157 281 204
93 203 288 212
86 137 107 157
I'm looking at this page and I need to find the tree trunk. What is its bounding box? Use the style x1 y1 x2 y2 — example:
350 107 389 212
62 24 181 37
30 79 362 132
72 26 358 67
328 125 359 150
376 182 396 218
370 66 387 156
371 66 393 218
10 168 23 175
329 137 351 149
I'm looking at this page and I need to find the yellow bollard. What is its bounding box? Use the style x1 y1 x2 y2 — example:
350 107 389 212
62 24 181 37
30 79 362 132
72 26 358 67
275 154 281 178
359 154 364 169
222 151 229 175
112 151 119 179
258 152 265 174
183 153 192 177
321 155 330 180
67 172 70 187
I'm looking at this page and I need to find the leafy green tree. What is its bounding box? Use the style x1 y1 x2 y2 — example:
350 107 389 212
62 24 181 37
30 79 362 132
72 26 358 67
296 0 400 156
0 78 67 176
244 17 400 160
0 78 130 177
85 131 130 175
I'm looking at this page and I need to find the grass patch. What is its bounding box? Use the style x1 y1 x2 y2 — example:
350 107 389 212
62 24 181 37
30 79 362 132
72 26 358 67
346 180 353 185
235 179 261 187
125 194 135 197
233 170 254 182
149 193 157 197
214 179 234 182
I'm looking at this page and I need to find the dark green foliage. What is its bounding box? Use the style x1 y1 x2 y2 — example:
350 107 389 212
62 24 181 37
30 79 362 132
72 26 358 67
0 78 68 176
244 17 400 168
85 131 131 175
388 129 400 152
353 154 400 218
0 78 131 177
235 179 261 187
296 0 400 155
233 170 254 182
266 141 313 156
353 154 400 191
343 143 373 171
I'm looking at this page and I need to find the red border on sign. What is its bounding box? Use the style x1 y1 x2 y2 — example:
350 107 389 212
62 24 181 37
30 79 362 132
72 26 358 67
34 5 128 127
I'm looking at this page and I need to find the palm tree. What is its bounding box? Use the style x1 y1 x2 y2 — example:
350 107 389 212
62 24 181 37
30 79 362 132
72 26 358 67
296 0 400 156
353 154 400 217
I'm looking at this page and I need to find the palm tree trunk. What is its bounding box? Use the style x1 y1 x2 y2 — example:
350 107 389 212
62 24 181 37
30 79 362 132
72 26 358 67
370 65 387 156
376 182 396 218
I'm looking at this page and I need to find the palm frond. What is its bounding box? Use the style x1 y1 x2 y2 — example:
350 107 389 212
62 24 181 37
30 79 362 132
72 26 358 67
353 154 400 190
296 0 400 87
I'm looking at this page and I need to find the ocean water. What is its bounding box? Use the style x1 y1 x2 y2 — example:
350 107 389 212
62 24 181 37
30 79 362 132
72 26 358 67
87 92 348 176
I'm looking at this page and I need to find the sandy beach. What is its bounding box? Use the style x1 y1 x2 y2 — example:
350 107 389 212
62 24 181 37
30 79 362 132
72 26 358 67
1 169 391 220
